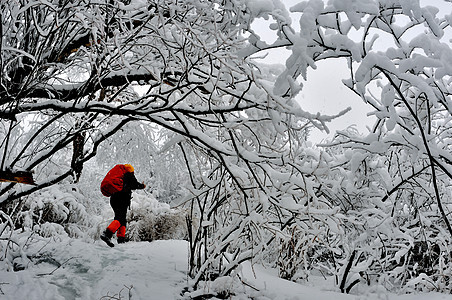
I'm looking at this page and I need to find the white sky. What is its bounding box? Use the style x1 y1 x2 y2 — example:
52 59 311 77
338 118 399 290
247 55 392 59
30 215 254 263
252 0 451 143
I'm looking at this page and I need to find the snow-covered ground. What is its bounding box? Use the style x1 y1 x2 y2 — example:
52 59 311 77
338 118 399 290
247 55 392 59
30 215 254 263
1 237 451 300
0 239 188 300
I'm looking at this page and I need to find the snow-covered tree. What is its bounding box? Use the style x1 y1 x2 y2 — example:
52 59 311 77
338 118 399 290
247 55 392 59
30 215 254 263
0 0 328 202
2 0 452 296
1 0 327 282
273 0 452 293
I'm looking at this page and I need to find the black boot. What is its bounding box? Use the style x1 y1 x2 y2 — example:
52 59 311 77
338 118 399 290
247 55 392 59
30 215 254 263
100 230 115 247
117 236 126 244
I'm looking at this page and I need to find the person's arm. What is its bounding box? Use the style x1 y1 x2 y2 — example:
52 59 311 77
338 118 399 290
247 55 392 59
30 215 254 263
123 172 146 190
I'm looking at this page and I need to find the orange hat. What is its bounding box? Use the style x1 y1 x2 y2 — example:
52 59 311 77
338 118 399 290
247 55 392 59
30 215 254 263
124 164 134 173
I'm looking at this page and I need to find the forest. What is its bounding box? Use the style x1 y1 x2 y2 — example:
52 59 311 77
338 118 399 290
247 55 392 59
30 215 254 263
1 0 452 298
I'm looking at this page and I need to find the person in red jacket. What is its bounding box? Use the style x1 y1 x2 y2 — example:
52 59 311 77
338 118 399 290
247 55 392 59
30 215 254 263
100 164 145 247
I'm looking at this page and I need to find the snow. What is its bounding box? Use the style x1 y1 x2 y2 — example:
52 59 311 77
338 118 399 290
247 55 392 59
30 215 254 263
3 0 452 299
0 239 188 300
0 236 451 300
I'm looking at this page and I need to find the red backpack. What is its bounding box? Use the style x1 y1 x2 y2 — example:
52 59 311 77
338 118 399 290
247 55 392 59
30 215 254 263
100 165 128 197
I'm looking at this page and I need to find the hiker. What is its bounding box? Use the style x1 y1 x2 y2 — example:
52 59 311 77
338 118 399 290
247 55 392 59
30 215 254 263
100 164 146 247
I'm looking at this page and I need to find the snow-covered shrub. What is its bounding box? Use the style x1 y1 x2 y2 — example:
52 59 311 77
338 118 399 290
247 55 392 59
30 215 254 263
276 225 323 282
317 131 452 293
0 217 54 273
126 193 187 242
3 184 93 238
184 275 243 299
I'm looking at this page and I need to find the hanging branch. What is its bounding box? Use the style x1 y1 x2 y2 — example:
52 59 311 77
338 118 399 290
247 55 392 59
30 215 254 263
378 67 452 238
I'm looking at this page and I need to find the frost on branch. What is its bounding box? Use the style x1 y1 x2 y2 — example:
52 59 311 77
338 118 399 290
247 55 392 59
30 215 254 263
2 0 452 296
278 0 452 292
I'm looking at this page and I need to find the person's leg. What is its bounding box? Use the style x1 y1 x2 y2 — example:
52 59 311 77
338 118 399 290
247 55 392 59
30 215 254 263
106 194 124 234
117 226 126 243
112 191 130 243
101 219 120 247
101 194 123 246
106 220 121 234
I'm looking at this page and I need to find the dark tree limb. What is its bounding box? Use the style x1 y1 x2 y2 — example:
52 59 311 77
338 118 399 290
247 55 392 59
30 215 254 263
0 169 35 185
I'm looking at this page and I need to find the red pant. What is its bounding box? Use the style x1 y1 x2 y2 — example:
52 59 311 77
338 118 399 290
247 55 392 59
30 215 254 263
107 220 126 238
